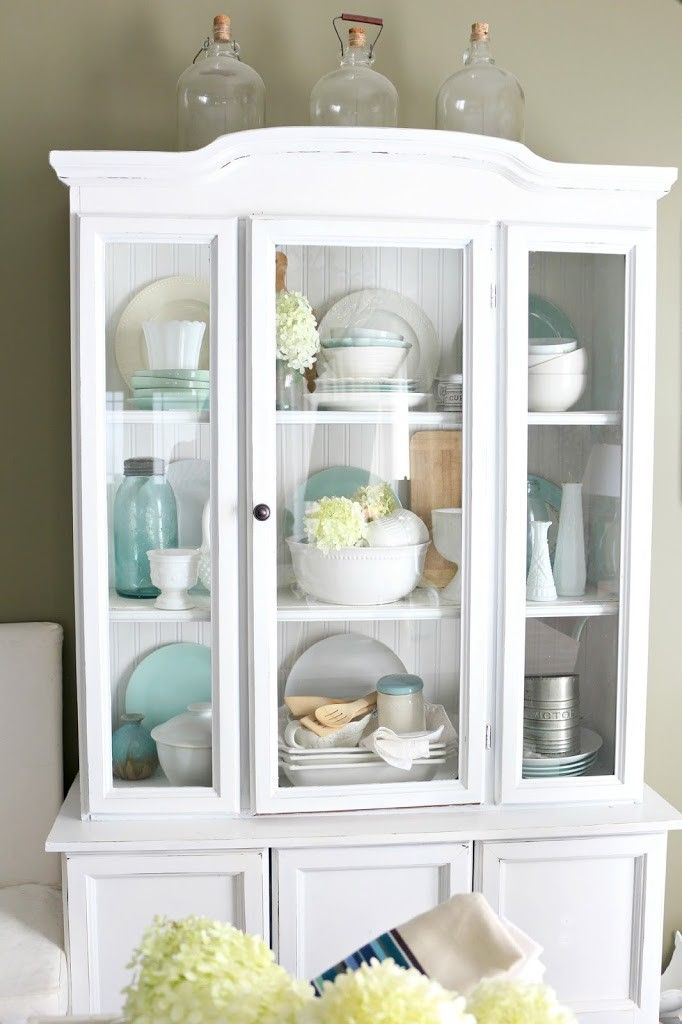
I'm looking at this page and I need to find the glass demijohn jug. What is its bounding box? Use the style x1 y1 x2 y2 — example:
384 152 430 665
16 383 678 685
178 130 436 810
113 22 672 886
310 14 398 127
435 22 524 142
114 458 179 599
177 14 265 150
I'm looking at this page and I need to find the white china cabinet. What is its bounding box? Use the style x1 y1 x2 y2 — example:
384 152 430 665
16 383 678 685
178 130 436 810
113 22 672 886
49 129 680 1021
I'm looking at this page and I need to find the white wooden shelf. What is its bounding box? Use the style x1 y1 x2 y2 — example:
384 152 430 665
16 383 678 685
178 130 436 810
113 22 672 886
109 591 211 622
106 409 209 425
277 585 460 621
525 589 618 618
277 410 462 428
527 411 621 427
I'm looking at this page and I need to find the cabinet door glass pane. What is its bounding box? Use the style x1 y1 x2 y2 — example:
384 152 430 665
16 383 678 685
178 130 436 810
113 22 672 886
273 243 465 795
524 251 624 783
105 241 213 794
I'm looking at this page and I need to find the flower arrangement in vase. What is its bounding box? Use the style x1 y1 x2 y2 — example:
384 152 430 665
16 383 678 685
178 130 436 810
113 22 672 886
275 251 319 409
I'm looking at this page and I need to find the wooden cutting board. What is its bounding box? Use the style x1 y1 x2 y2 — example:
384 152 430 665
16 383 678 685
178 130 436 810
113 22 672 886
410 430 462 587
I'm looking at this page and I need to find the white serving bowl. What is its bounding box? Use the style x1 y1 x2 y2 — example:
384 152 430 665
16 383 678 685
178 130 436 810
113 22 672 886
151 703 212 786
148 548 200 610
528 338 578 356
529 347 588 375
287 538 429 606
320 345 409 380
528 373 587 412
366 509 429 547
330 326 404 341
142 320 206 371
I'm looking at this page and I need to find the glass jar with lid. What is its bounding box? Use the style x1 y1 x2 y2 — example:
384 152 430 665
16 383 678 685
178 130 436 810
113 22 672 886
177 14 265 151
435 22 524 142
113 458 178 599
310 14 398 127
376 674 426 734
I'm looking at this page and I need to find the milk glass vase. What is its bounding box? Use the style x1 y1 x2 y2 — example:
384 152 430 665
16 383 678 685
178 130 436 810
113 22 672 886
177 14 265 150
435 22 524 141
311 16 398 127
526 521 557 602
553 483 587 597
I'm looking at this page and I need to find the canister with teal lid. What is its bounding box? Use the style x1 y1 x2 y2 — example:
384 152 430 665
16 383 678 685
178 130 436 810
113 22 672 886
376 673 425 733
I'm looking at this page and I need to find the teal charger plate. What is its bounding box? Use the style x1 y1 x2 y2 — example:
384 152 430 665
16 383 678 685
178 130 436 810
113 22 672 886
125 642 211 731
529 294 577 341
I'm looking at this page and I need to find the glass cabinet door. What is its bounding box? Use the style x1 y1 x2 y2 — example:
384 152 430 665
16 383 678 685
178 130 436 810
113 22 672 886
500 225 653 803
76 216 239 816
249 217 493 813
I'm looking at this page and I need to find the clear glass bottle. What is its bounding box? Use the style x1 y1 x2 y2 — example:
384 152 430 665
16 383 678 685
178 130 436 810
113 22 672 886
177 14 265 151
114 458 178 599
310 19 398 127
435 22 524 142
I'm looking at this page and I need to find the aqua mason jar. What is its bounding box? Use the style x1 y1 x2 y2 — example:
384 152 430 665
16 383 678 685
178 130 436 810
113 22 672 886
114 457 178 598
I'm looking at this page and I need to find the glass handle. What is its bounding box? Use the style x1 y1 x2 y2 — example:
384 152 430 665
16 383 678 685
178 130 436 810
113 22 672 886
253 503 271 522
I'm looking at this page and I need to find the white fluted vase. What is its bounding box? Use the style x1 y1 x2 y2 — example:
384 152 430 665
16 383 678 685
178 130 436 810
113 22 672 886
526 520 557 602
553 482 586 597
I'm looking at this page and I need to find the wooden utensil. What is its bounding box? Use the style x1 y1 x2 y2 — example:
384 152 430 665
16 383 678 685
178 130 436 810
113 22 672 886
409 430 462 587
314 693 377 728
284 695 356 720
298 715 345 737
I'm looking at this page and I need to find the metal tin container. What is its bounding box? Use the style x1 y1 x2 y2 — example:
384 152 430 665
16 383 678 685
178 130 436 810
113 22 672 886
523 674 580 756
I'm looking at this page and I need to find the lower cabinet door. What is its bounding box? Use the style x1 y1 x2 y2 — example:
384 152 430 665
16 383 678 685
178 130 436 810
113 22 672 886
66 850 268 1014
273 842 473 979
476 834 667 1023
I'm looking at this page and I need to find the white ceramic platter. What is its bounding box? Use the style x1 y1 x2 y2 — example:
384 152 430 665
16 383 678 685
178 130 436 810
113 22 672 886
114 276 210 390
285 633 407 700
318 288 441 389
167 458 210 548
306 391 432 412
279 758 446 787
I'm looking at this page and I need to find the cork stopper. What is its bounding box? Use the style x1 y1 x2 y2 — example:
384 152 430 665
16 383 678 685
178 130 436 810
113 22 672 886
276 251 288 293
470 22 489 42
213 14 231 42
349 26 367 48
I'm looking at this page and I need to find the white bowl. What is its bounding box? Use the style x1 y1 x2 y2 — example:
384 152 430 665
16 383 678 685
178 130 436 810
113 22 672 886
528 373 587 412
148 548 200 610
366 509 429 547
529 348 588 375
287 539 429 606
528 338 578 356
330 326 404 341
151 703 212 787
142 320 206 371
320 345 409 380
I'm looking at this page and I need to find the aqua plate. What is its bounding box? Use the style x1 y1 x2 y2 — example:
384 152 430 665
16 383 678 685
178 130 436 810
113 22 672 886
128 395 210 411
125 642 211 731
529 294 578 341
131 376 210 391
133 368 210 382
321 337 412 350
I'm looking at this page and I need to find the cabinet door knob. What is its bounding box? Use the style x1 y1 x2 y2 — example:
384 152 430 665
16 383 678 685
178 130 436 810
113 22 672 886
253 503 271 522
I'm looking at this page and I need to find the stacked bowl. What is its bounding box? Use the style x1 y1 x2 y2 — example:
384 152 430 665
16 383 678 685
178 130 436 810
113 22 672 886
132 321 209 411
528 339 588 413
317 327 415 395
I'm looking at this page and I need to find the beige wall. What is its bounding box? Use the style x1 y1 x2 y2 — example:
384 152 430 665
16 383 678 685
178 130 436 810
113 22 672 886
3 0 680 954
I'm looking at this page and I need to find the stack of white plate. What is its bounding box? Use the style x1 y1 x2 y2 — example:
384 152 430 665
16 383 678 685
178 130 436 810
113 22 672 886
528 338 588 413
522 727 602 778
278 740 454 787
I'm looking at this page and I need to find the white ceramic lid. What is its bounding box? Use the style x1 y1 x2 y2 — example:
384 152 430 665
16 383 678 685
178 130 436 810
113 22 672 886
151 702 212 749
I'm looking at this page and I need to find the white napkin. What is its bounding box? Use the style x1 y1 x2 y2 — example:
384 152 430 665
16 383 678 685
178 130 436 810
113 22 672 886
360 725 444 769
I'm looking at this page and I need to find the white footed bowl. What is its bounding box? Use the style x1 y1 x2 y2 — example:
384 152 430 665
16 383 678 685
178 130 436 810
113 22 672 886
330 327 404 341
528 338 578 356
142 320 206 371
431 508 463 603
287 539 429 606
529 347 588 375
320 345 409 380
528 373 587 413
148 548 200 610
366 509 429 547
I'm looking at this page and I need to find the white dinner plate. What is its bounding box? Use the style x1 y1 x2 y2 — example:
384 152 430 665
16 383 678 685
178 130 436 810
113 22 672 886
319 288 441 390
279 758 446 787
306 391 432 412
285 633 407 700
167 458 210 548
114 276 210 390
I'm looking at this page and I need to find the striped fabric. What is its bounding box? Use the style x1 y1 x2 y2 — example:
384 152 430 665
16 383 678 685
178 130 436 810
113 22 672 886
310 927 425 995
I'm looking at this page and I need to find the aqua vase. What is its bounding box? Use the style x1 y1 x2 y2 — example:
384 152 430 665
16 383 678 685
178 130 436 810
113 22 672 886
276 359 304 411
114 457 178 598
112 713 158 781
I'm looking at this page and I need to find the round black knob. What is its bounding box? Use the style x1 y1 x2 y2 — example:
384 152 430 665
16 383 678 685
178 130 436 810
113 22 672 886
253 503 271 522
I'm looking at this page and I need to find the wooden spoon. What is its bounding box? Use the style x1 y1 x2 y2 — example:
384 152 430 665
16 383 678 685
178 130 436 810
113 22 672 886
314 693 377 728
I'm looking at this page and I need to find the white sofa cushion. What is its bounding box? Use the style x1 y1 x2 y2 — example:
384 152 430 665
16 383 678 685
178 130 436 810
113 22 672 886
0 885 68 1021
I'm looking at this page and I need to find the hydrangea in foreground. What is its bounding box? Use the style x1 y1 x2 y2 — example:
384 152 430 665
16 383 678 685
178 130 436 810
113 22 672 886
304 495 368 552
468 980 577 1024
353 482 399 522
124 916 313 1024
300 958 475 1024
276 290 319 372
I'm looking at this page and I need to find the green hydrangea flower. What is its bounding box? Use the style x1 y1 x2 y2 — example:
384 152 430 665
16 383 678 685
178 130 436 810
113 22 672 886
276 290 319 372
304 496 368 552
468 980 577 1024
352 483 399 521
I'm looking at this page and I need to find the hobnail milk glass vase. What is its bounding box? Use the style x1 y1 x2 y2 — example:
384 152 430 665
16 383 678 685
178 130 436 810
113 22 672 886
553 483 587 597
526 521 557 602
